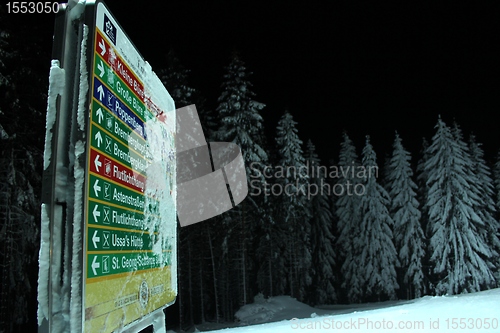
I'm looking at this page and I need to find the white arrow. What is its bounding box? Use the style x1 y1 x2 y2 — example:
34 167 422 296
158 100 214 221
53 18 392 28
93 179 101 197
99 40 106 56
97 61 105 78
96 108 104 124
94 131 102 148
94 154 102 172
97 85 104 101
92 230 100 248
92 204 100 223
91 256 100 276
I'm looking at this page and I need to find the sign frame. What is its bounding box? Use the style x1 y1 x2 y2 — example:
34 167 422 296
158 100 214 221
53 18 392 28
39 1 177 332
83 1 177 331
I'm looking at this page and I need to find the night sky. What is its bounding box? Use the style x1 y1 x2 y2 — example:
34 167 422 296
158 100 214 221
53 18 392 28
18 1 500 164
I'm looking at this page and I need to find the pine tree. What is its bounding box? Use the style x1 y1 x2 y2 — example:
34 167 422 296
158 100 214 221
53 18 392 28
159 49 196 108
274 111 311 301
255 194 284 298
335 132 363 303
386 132 425 299
212 54 270 312
158 49 215 139
305 139 336 305
0 25 10 99
493 151 500 283
425 117 497 294
494 151 500 214
159 50 211 329
468 134 500 287
0 7 46 330
358 136 399 301
415 137 434 292
252 123 283 299
416 138 431 232
214 53 268 188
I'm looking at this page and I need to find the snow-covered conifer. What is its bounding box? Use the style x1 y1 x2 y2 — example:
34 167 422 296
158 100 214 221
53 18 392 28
468 134 500 286
159 49 196 108
386 132 425 298
0 12 47 328
334 133 363 302
306 139 337 304
494 151 500 215
425 117 497 294
214 54 271 308
416 138 430 233
274 111 311 301
215 54 268 186
158 50 215 140
358 136 399 301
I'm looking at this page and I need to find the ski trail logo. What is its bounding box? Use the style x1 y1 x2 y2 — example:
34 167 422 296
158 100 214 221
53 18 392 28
104 14 116 45
176 105 248 227
139 281 149 308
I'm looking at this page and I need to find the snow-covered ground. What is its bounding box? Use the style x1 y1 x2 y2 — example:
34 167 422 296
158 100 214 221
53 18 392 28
179 288 500 332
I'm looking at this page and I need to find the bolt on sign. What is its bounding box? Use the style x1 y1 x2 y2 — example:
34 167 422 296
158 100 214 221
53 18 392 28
38 1 176 332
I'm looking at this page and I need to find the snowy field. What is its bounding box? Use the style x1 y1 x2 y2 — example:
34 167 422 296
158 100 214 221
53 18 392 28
180 288 500 333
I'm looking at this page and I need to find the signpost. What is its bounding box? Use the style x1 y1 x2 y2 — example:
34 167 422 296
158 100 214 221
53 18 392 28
85 3 177 331
39 1 176 332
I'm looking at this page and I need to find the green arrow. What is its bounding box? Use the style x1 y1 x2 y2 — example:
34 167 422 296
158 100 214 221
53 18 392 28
91 256 100 276
92 230 100 248
96 108 104 124
92 204 100 223
93 179 101 197
97 60 105 78
94 130 103 148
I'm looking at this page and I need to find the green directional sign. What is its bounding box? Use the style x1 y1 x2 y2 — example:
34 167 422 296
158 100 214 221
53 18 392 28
87 227 155 251
87 251 172 278
90 124 147 174
87 174 164 213
91 99 148 157
88 200 147 231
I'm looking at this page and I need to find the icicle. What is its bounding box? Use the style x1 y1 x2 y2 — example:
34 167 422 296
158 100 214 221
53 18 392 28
43 60 65 170
37 204 50 325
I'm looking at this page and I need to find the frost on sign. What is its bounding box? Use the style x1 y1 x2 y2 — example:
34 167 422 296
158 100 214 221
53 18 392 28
83 3 176 332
